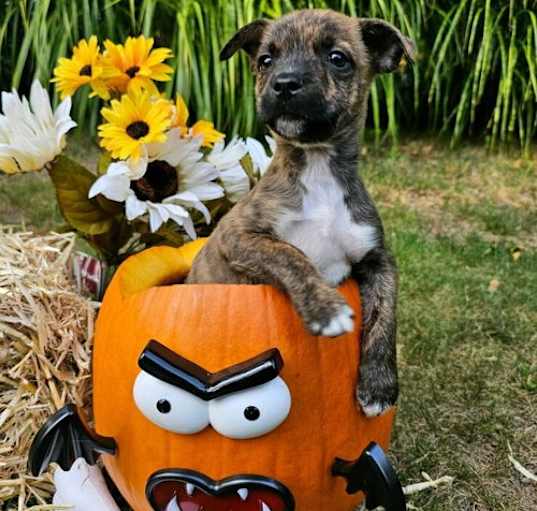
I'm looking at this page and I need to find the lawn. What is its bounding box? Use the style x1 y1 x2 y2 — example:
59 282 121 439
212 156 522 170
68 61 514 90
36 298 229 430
365 142 537 510
0 139 535 510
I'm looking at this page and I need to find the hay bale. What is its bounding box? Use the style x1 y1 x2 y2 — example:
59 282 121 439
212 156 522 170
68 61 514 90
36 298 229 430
0 228 95 510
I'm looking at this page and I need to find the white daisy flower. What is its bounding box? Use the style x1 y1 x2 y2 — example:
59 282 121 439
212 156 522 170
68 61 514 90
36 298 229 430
246 135 275 176
207 137 249 202
89 128 224 236
0 80 76 174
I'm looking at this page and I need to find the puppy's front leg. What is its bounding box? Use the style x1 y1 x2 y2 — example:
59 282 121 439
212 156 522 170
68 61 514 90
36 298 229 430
226 233 355 337
352 248 399 417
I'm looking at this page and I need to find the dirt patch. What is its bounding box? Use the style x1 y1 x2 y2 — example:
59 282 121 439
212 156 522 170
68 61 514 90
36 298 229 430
376 186 537 249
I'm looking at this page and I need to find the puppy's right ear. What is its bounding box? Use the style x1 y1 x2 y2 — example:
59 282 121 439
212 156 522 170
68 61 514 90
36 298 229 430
220 20 270 61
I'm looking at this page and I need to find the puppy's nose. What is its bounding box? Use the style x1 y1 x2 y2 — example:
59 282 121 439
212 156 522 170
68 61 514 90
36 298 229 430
272 72 304 98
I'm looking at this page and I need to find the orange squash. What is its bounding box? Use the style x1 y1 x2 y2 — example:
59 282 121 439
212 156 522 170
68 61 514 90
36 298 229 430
92 241 396 511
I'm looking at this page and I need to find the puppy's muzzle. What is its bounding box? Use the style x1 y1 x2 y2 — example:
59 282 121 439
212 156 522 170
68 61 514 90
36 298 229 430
271 72 304 100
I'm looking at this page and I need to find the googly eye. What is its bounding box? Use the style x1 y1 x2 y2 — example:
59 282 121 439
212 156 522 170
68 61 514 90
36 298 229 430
133 371 209 434
209 377 291 440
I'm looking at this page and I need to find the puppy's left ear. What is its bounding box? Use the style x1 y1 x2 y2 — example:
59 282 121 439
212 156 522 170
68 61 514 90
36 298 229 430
220 19 271 61
359 18 416 74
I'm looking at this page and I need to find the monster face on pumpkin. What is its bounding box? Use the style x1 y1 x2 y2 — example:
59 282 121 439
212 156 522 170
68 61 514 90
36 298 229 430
133 341 295 511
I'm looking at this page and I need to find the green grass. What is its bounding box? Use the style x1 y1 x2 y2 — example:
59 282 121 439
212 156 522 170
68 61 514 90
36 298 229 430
0 140 536 510
456 203 537 237
0 172 62 232
361 142 537 510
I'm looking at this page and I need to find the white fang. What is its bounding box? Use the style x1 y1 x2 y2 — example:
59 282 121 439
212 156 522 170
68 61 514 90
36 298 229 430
237 488 249 500
165 496 181 511
186 483 195 496
261 502 272 511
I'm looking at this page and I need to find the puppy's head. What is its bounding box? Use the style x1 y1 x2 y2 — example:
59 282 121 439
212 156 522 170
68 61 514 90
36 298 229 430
221 9 415 144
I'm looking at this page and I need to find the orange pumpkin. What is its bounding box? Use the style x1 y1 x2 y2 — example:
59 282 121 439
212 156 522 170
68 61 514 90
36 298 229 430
92 240 396 511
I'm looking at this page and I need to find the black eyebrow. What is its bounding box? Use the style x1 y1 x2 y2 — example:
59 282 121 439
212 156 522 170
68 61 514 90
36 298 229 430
138 340 284 401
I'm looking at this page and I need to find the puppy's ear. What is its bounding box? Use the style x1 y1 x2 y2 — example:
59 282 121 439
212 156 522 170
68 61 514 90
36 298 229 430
359 18 416 73
220 20 270 61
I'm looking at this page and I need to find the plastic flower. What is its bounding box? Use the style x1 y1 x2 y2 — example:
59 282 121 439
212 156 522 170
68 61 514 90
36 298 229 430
0 80 76 174
103 36 173 95
98 88 171 161
173 95 224 148
89 129 224 235
52 36 110 99
246 136 276 176
207 137 250 202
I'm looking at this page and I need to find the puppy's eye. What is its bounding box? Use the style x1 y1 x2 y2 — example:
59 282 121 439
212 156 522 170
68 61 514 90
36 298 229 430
328 51 350 69
258 54 273 70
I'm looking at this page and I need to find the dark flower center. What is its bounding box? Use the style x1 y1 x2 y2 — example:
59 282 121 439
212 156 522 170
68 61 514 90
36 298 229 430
126 65 140 78
79 64 92 76
131 160 178 203
126 121 150 140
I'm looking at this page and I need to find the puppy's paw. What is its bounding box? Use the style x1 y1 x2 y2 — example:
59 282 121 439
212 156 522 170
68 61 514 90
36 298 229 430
358 397 394 418
304 285 355 338
297 285 355 338
310 304 355 337
356 364 398 418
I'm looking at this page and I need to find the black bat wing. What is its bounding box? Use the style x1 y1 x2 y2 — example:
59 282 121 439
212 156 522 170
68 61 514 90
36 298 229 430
332 442 406 511
28 404 116 476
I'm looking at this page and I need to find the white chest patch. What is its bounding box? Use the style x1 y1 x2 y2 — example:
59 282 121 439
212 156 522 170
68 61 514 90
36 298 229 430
274 152 379 286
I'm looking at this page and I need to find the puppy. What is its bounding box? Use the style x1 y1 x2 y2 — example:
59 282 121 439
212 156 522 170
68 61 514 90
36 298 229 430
187 9 415 417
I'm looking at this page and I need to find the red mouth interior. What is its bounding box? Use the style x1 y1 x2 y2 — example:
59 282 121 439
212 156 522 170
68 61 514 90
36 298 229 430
151 481 287 511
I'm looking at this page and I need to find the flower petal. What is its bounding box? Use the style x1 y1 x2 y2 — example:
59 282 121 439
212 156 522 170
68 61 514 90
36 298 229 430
182 182 224 201
266 135 277 154
219 164 250 202
147 202 167 232
88 172 130 201
164 191 211 224
181 216 197 239
148 130 201 167
125 191 148 220
246 137 273 175
207 136 247 171
179 161 219 187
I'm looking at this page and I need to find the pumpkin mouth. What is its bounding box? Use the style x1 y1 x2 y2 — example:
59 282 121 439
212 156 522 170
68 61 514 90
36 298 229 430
147 469 295 511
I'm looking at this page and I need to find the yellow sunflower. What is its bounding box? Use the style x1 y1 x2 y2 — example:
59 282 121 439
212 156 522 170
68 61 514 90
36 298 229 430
52 36 110 99
173 95 224 148
103 36 173 95
98 88 172 161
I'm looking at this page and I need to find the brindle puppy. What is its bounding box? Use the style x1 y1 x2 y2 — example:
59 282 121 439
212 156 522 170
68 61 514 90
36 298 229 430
187 9 415 417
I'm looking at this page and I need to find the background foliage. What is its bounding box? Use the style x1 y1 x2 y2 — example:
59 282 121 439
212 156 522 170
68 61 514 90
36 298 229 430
1 0 537 153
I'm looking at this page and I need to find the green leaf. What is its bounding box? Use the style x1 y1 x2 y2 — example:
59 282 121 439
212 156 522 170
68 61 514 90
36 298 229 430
47 154 119 235
89 217 133 262
97 151 112 176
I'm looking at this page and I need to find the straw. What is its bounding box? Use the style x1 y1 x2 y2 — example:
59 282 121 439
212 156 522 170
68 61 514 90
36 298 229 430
0 228 95 510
